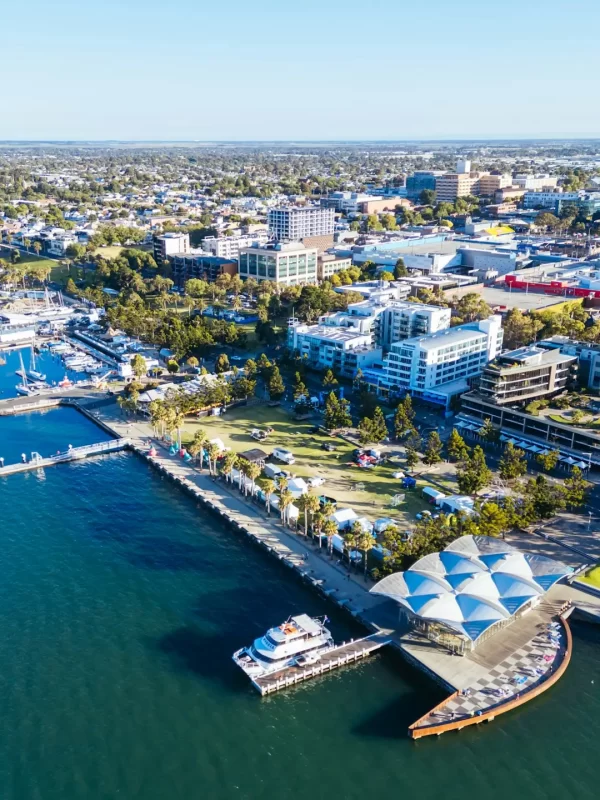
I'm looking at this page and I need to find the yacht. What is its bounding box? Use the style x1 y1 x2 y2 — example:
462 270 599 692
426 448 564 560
233 614 334 679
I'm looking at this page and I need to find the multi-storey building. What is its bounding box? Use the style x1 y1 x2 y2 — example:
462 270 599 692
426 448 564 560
477 174 513 196
523 191 581 210
538 336 600 390
238 241 318 286
153 232 190 266
405 171 437 200
362 316 503 408
435 172 481 202
317 253 353 281
514 174 559 191
287 324 383 379
267 206 334 241
476 346 577 405
169 253 237 286
201 233 269 260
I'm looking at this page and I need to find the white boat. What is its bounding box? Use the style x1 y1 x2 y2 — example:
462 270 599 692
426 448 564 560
28 346 46 381
233 614 334 680
15 383 40 396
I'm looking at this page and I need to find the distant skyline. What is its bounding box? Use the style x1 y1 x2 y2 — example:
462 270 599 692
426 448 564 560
4 0 600 141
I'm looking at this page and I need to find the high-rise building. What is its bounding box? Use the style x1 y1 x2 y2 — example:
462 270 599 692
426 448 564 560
201 233 269 260
477 346 577 404
267 206 334 242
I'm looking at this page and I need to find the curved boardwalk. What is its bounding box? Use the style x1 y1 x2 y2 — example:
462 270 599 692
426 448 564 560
409 614 572 739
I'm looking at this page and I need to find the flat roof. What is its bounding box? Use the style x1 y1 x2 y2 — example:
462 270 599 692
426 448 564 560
448 285 568 311
297 325 367 343
417 327 486 350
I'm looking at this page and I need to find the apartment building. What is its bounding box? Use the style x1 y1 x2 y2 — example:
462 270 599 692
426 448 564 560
538 335 600 390
362 316 503 408
238 241 318 286
267 206 334 241
169 253 237 286
153 232 190 266
523 191 581 210
201 232 269 260
477 346 577 405
514 174 559 191
287 323 382 379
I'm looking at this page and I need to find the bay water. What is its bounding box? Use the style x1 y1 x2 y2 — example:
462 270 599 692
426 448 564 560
0 401 598 799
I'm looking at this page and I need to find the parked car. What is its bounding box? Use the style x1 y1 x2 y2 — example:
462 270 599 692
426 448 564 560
307 476 325 488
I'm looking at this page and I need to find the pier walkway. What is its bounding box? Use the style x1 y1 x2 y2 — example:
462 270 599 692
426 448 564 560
0 438 130 476
251 633 391 695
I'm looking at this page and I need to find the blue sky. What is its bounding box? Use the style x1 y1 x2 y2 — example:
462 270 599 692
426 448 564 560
3 0 600 140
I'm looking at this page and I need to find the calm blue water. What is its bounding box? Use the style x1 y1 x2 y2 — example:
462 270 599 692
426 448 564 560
0 406 599 800
0 346 88 400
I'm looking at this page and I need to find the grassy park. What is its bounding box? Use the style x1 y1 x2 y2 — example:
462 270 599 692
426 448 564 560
179 403 431 524
0 246 80 286
580 565 600 589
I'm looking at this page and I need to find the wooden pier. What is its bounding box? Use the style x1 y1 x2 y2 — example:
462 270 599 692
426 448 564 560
249 634 390 695
0 438 131 476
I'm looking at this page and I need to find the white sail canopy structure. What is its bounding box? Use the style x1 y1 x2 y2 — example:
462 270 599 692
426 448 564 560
371 535 571 645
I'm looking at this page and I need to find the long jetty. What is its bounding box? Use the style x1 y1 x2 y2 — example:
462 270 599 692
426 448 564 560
0 438 130 476
250 633 391 695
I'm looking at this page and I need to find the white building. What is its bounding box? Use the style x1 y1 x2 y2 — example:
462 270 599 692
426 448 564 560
0 313 36 346
363 316 504 408
153 232 190 265
267 206 334 241
238 241 318 286
523 191 581 210
514 174 559 191
201 232 269 260
287 323 383 379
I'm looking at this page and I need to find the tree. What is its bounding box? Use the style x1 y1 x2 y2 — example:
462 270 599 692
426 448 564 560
131 354 147 379
279 489 293 525
394 257 408 279
502 308 544 350
405 447 419 470
246 462 261 498
523 474 565 519
371 407 388 443
419 189 436 206
65 277 78 295
166 359 179 374
563 467 589 509
260 478 277 515
499 442 527 480
206 442 220 477
453 293 491 323
456 446 492 494
323 519 338 554
324 391 351 430
187 356 199 370
394 395 415 440
478 502 508 538
267 366 285 400
322 368 338 388
293 371 308 400
536 449 560 472
357 530 373 576
447 428 470 462
423 431 443 466
220 452 238 484
215 353 229 374
478 417 500 444
535 212 560 231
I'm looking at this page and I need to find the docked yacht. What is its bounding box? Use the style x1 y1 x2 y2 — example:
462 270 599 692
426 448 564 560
233 614 334 679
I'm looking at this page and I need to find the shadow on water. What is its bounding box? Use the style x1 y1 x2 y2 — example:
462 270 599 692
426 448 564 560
154 625 249 690
352 653 448 741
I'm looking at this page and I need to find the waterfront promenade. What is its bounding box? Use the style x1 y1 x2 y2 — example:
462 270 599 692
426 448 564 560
24 398 600 737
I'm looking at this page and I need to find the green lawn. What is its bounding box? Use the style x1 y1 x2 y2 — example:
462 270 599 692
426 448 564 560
0 246 78 286
580 565 600 588
179 403 431 524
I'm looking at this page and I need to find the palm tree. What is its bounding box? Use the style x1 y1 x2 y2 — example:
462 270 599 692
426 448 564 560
312 511 325 547
296 494 308 535
277 475 288 494
221 452 238 484
323 519 338 555
279 489 293 526
260 478 276 515
207 443 220 476
357 530 374 577
33 240 42 256
237 458 249 492
190 429 208 469
246 462 261 498
345 522 362 566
